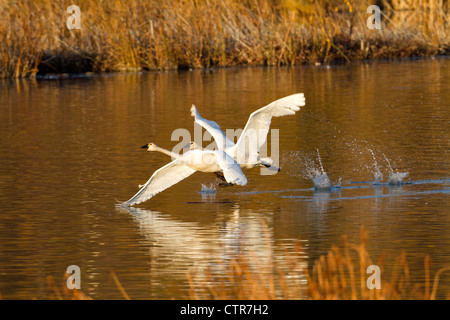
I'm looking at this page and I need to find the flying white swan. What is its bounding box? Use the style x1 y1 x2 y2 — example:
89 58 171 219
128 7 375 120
122 143 247 206
190 93 305 169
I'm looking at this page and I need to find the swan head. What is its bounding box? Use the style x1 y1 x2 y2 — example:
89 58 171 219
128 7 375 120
141 143 158 151
189 141 201 150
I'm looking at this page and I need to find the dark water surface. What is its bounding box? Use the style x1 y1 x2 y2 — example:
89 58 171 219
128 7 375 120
0 58 449 299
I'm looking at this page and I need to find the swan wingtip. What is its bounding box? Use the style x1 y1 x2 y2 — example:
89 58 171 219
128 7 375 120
190 104 198 117
115 200 131 208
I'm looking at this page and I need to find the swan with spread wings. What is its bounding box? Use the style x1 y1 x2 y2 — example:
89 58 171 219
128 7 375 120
122 93 304 206
122 142 247 206
190 93 305 169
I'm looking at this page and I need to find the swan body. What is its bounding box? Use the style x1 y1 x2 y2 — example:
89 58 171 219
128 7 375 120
123 143 246 206
190 93 305 169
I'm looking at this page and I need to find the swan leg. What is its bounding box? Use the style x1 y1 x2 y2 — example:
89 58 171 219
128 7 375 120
258 158 275 169
214 172 227 182
259 162 281 172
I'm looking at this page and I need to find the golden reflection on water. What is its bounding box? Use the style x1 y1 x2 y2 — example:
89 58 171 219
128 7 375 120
0 58 449 299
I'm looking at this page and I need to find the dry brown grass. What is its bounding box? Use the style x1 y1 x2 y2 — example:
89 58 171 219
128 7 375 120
2 228 449 300
186 228 450 300
39 270 130 300
0 0 449 78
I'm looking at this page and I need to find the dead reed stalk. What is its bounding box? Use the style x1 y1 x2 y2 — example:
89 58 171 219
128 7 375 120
0 0 448 78
186 226 450 300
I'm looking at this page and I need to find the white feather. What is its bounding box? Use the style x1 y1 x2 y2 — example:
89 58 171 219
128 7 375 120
123 94 303 206
190 105 235 150
123 148 246 206
233 93 305 162
213 150 247 186
191 93 305 167
123 160 196 206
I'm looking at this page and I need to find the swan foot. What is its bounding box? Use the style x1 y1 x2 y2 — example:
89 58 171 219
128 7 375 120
259 161 280 171
262 165 281 172
219 182 234 187
264 164 281 171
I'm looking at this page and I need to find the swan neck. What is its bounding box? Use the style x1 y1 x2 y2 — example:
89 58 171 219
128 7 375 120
154 146 182 160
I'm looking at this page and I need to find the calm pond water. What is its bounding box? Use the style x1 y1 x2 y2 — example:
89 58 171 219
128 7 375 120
0 58 449 299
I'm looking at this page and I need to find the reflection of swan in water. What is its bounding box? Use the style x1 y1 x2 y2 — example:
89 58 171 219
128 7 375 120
124 206 214 262
118 205 306 287
191 93 305 170
122 143 247 206
122 205 270 263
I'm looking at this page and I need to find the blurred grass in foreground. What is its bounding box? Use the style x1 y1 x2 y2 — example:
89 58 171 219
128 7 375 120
186 228 450 300
34 228 450 300
1 0 449 78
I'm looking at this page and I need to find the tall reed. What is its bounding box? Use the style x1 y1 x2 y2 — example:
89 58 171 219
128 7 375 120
186 228 450 300
1 0 449 78
4 229 449 300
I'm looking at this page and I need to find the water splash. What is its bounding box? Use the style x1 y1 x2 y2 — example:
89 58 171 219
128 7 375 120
368 148 383 185
312 171 332 191
387 172 409 185
383 154 409 185
333 177 342 188
306 149 332 191
284 149 340 191
383 154 394 173
200 184 216 194
282 150 305 178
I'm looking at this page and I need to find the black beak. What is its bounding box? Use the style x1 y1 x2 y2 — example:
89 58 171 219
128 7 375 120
141 144 149 149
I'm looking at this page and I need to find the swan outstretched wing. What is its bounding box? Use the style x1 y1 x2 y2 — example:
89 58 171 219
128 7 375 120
190 105 235 150
214 151 247 186
233 93 305 162
123 160 196 206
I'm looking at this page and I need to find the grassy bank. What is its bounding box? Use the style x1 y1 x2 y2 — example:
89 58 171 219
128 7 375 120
1 0 449 78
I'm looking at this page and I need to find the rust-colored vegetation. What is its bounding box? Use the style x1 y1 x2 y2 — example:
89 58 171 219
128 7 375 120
1 0 449 78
